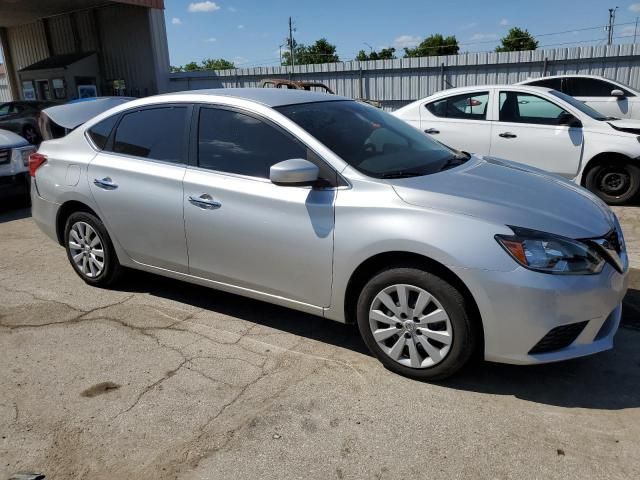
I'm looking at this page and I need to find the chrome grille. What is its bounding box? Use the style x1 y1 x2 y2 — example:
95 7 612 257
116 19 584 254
0 149 9 165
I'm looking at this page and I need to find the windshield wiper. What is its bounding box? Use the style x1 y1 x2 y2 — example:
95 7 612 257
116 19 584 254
381 171 425 179
439 153 470 172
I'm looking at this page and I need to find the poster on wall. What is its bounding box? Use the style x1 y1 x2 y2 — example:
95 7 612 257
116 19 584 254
22 81 36 100
77 85 98 99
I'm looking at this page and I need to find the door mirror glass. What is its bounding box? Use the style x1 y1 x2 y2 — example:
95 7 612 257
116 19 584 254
611 89 625 98
270 159 319 186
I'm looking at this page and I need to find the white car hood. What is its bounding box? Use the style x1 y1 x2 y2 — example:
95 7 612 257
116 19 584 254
0 128 29 148
607 118 640 129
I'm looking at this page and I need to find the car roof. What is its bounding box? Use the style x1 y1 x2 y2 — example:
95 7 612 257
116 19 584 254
423 84 554 97
166 87 347 107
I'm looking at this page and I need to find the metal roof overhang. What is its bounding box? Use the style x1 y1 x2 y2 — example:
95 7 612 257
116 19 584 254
0 0 164 27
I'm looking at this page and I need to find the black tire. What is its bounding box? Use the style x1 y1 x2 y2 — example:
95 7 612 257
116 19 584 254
584 161 640 205
64 211 122 287
356 267 478 381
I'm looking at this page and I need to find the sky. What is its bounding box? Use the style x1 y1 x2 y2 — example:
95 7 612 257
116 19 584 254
165 0 640 68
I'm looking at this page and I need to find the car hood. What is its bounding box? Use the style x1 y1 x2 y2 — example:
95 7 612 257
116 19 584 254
0 128 29 148
389 155 615 239
607 118 640 129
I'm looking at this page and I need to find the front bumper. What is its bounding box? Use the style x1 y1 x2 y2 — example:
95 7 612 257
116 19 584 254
451 263 628 365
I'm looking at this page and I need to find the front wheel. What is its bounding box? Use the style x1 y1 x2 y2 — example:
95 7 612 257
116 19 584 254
584 162 640 205
64 211 122 287
356 267 478 381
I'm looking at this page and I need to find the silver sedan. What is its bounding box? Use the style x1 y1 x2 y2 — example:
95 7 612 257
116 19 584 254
30 89 629 380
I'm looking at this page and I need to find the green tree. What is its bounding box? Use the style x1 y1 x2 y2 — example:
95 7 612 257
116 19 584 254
356 47 396 61
282 38 339 65
403 34 459 57
201 58 236 70
496 27 538 52
183 61 200 71
169 65 183 73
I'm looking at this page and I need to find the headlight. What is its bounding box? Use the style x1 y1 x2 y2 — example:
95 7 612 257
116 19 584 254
495 226 605 275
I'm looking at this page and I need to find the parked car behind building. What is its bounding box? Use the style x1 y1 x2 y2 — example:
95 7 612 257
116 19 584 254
517 75 640 120
393 84 640 204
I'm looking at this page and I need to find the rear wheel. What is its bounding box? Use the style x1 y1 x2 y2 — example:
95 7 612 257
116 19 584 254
356 267 477 381
584 161 640 205
64 211 122 287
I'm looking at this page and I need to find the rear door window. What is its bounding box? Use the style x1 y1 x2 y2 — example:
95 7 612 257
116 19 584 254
426 92 489 120
111 106 188 163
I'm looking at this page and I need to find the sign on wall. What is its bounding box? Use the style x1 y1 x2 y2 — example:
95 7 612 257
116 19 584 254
22 80 35 100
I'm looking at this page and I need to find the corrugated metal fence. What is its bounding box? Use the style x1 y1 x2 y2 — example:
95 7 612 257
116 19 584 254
168 43 640 110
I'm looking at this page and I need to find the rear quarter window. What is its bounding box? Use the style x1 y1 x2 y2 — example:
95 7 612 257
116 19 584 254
87 115 119 150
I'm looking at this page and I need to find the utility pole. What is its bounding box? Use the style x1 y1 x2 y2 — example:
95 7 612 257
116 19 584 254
634 17 639 43
288 17 295 68
607 7 618 46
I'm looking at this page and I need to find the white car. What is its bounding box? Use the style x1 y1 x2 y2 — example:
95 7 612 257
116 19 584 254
393 85 640 205
517 74 640 120
0 129 35 200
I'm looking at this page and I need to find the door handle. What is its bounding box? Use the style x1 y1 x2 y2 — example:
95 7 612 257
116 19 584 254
498 132 517 139
93 177 118 190
188 194 222 210
424 128 440 134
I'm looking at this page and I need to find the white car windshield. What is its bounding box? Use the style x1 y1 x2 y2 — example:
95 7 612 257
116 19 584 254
277 100 468 178
550 90 610 120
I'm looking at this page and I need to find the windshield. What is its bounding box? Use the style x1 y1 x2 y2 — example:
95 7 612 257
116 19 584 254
550 90 609 120
276 100 466 178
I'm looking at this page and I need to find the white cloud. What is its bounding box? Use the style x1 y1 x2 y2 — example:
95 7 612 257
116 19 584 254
188 1 220 13
171 17 182 25
470 33 498 41
237 24 244 29
629 3 640 12
228 6 237 12
500 18 509 26
205 37 217 42
393 35 422 48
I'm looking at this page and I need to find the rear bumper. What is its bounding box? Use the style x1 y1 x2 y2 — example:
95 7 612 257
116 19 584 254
451 263 628 365
31 184 60 243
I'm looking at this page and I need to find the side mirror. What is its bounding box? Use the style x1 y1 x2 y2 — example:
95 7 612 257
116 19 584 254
611 89 625 98
558 112 582 128
270 159 319 186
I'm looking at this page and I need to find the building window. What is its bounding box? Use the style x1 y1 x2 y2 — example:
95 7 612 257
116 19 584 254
52 78 66 99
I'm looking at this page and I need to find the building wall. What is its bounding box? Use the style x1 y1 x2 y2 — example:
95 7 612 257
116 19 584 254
168 43 640 111
0 73 10 102
4 3 169 99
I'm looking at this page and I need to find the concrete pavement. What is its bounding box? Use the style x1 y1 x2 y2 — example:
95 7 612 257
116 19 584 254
1 205 639 480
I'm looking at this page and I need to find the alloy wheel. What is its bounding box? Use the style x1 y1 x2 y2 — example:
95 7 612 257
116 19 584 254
68 221 105 278
368 284 453 369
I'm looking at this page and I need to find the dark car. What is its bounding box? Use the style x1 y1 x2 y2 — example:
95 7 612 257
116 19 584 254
0 100 58 144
